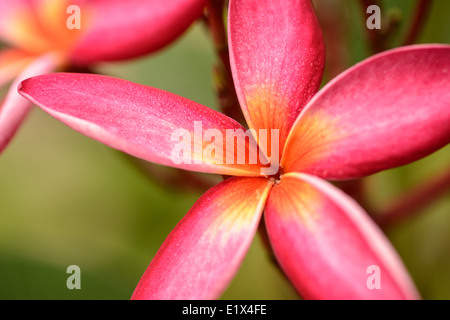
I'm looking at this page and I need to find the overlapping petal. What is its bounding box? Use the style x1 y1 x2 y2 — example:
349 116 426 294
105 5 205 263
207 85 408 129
0 0 84 54
229 0 325 153
264 172 420 300
19 73 265 176
1 0 205 63
132 177 272 299
35 0 85 52
0 0 50 53
282 45 450 180
0 49 34 86
71 0 206 64
0 53 58 154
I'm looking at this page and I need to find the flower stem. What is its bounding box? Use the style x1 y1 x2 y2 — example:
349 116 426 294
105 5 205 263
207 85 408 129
257 218 302 298
359 0 386 53
314 0 350 80
402 0 433 45
334 179 370 215
376 168 450 228
359 0 403 54
257 218 278 267
204 0 245 124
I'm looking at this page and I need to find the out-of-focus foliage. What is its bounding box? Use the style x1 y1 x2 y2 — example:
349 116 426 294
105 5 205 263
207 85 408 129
0 0 449 299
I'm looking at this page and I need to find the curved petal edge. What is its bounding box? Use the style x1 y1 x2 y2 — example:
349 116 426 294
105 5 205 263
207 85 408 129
265 172 420 300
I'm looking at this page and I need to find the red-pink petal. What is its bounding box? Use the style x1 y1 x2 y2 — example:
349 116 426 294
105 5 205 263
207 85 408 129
265 172 420 300
19 73 265 176
282 45 450 180
0 53 58 154
70 0 206 64
228 0 325 152
132 177 272 300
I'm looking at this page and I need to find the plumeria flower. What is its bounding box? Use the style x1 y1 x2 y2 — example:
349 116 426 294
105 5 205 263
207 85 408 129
0 0 206 154
19 0 449 299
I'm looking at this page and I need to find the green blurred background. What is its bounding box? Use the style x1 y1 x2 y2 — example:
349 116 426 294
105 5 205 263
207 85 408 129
0 0 449 299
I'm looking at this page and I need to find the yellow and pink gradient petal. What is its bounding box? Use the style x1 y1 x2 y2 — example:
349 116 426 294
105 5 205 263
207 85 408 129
265 172 420 299
17 0 450 301
132 177 273 300
228 0 325 154
19 73 266 176
282 45 450 180
0 0 85 57
0 0 207 154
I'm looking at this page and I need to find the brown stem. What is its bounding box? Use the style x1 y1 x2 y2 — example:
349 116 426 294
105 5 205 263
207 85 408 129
257 218 278 267
204 0 245 124
314 0 350 80
64 64 96 74
257 218 300 293
359 0 403 54
376 168 450 228
334 179 369 211
402 0 434 45
359 0 386 53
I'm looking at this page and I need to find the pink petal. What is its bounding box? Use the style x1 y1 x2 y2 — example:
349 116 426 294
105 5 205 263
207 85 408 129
132 177 272 299
282 45 450 180
265 172 420 300
19 73 265 176
70 0 206 64
0 53 58 154
228 0 325 153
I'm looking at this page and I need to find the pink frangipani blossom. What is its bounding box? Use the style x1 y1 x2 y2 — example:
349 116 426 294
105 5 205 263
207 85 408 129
19 0 450 299
0 0 206 154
